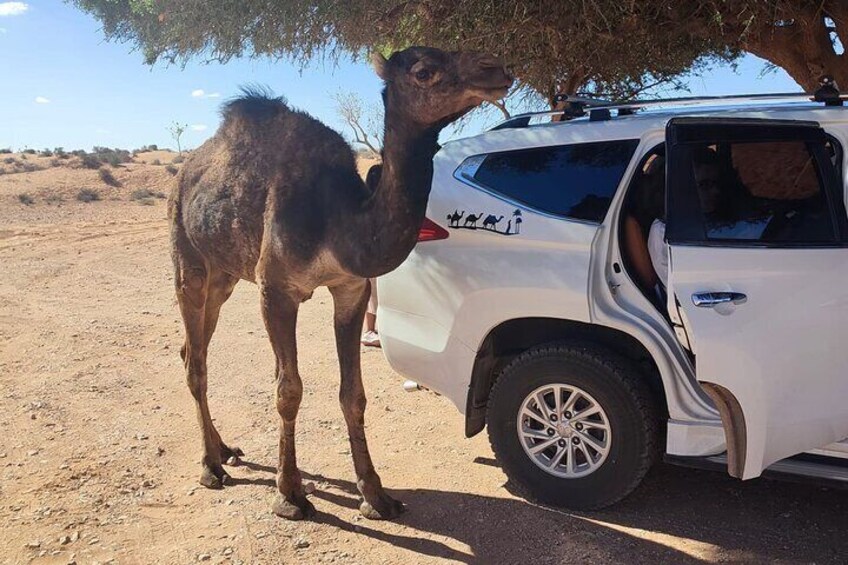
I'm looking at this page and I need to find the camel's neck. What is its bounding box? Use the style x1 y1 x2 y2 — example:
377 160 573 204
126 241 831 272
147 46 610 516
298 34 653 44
337 106 442 278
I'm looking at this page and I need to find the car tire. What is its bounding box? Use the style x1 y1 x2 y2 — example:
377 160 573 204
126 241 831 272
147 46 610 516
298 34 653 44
487 342 659 510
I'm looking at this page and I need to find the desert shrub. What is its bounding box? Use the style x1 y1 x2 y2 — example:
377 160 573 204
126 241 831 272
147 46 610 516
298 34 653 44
39 148 53 157
20 162 39 172
3 157 15 164
98 166 121 187
0 148 11 154
22 148 36 155
151 158 161 165
76 188 100 203
45 193 64 205
17 193 35 205
20 153 28 160
134 144 158 153
80 153 101 169
165 164 178 175
71 149 87 158
92 146 131 166
172 154 185 164
130 188 166 201
53 147 67 158
50 158 61 167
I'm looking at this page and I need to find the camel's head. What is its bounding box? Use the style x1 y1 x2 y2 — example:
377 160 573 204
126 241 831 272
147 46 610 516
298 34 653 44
372 46 513 128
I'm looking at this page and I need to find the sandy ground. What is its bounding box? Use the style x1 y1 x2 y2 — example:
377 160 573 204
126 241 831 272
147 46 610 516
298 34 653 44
1 160 847 565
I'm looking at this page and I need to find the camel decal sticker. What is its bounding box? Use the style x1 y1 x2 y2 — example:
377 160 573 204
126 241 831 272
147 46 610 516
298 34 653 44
446 208 523 236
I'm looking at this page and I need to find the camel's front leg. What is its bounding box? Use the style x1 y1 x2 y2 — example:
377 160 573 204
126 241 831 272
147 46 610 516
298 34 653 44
330 280 405 520
260 284 315 520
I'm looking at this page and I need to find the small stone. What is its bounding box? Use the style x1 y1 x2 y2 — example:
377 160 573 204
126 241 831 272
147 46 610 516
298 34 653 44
25 541 41 549
254 532 267 539
142 479 155 488
304 482 316 495
27 450 39 456
156 446 166 456
222 547 234 556
135 433 148 440
70 531 80 542
88 537 99 545
60 535 71 545
293 538 310 549
59 463 70 470
198 554 211 561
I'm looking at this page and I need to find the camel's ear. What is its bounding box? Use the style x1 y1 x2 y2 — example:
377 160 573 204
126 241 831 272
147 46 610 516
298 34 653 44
370 52 389 80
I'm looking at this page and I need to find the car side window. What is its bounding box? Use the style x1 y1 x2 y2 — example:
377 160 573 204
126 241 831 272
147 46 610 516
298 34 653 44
682 140 841 244
466 139 639 223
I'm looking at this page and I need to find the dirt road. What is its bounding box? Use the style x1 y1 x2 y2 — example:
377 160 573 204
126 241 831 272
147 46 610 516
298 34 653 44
1 200 846 564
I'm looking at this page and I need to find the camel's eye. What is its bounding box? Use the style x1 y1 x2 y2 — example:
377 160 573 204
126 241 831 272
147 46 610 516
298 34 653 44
415 68 432 82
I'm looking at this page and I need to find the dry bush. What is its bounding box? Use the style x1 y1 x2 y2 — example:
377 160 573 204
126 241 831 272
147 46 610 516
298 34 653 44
76 188 101 203
45 193 64 205
17 193 35 205
98 166 121 187
130 188 166 202
165 164 178 175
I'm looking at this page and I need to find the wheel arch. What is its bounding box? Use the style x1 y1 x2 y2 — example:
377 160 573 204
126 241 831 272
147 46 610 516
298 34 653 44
465 317 668 437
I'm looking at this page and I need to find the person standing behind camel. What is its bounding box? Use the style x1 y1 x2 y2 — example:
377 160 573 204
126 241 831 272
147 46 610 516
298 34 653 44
362 278 381 347
361 163 382 347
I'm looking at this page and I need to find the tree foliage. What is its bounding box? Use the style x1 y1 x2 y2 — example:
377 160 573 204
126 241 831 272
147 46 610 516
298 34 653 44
74 1 847 106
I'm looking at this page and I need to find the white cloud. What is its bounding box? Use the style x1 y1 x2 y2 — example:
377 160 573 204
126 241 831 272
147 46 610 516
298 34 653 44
0 27 7 34
191 89 221 99
190 124 208 131
34 96 49 104
0 2 28 16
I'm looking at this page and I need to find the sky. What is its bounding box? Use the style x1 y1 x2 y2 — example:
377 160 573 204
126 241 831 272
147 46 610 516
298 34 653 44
0 1 803 152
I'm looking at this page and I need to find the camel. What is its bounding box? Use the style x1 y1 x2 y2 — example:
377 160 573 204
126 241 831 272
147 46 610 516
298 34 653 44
464 212 484 228
483 214 504 230
447 209 465 227
169 47 512 521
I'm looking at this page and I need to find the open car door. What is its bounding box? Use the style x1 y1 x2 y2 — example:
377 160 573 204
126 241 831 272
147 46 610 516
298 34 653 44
665 117 848 479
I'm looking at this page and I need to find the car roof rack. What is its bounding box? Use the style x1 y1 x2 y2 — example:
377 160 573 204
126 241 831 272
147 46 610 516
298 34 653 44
491 81 847 131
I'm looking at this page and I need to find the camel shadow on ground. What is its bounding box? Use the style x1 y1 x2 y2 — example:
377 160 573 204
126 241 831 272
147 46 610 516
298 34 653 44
230 459 848 564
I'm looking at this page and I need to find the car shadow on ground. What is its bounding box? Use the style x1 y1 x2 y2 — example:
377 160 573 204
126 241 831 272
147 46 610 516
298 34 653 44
286 462 848 565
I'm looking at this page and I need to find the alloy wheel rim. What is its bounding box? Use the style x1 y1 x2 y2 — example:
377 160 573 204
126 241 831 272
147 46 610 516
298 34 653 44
516 383 612 478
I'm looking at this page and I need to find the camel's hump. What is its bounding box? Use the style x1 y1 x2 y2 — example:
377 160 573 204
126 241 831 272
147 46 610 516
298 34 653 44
221 86 290 124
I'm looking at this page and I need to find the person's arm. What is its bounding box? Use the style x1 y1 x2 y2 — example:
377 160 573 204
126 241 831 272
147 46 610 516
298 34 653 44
623 215 659 290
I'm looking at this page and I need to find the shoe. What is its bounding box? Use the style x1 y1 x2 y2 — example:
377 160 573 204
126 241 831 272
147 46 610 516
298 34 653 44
361 330 381 348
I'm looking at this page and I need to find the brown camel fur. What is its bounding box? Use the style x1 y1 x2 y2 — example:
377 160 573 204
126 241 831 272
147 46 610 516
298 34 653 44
169 47 512 521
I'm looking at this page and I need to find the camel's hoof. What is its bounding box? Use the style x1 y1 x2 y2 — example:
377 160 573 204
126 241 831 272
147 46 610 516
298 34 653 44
272 494 316 521
360 495 405 520
199 464 231 489
221 445 244 466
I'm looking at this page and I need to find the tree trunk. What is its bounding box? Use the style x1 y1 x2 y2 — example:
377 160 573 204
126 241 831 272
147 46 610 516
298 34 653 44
715 2 848 93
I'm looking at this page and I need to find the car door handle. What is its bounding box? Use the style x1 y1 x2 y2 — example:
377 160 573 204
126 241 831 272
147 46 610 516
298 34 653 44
692 291 747 308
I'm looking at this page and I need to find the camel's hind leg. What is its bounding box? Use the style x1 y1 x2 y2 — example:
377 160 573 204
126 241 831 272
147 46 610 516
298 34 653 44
260 283 315 520
175 260 240 489
330 279 405 520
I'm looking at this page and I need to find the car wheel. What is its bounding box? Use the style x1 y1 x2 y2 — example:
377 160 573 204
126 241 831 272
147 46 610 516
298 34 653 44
487 342 659 510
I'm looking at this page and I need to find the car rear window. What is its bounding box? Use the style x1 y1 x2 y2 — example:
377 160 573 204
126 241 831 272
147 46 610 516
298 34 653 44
469 139 639 222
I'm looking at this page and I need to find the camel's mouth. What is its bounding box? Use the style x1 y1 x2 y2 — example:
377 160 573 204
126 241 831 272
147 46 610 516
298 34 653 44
468 85 512 104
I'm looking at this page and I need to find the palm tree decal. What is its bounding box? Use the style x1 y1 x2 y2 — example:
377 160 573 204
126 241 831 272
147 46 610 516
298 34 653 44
513 209 523 234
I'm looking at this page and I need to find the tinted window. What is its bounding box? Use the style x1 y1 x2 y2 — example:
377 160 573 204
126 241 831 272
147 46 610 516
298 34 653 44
685 141 839 243
470 140 639 222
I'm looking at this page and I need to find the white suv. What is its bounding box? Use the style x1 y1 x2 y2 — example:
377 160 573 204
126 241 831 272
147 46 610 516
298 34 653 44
378 92 848 509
